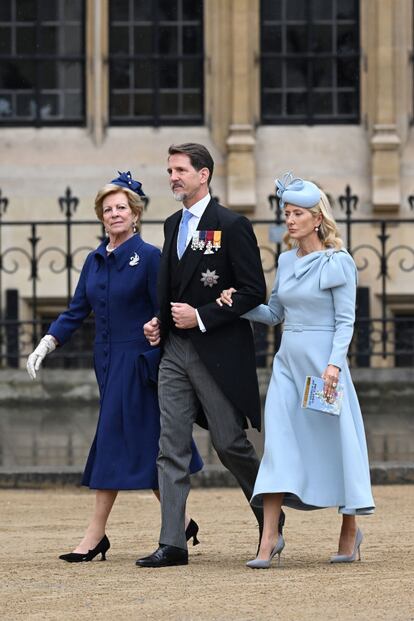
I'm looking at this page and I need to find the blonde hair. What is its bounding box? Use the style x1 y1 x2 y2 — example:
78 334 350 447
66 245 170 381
94 184 144 223
283 189 343 250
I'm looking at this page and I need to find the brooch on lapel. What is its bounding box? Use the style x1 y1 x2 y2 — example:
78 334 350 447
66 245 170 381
200 269 219 288
191 231 222 254
129 252 140 266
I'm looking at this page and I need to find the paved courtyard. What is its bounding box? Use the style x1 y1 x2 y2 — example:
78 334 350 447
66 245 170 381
1 486 413 620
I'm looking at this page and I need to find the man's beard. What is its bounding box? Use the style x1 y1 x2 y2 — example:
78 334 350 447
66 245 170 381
172 191 187 202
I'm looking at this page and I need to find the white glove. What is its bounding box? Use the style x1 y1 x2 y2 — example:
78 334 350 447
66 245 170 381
26 335 57 380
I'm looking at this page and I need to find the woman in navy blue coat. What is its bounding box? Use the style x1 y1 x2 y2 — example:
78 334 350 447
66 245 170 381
27 172 202 562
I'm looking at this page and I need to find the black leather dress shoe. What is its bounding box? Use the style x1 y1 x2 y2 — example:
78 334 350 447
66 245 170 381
135 544 188 568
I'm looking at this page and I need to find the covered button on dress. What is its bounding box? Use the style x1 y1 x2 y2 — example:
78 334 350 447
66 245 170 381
243 248 375 515
48 235 203 490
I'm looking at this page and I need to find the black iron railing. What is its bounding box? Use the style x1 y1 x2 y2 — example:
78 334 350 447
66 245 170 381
0 185 413 368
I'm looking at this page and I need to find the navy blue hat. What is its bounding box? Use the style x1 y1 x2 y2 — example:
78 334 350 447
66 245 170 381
111 171 145 197
275 172 321 209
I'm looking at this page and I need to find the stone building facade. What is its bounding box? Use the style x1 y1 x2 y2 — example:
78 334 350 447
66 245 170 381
0 0 413 368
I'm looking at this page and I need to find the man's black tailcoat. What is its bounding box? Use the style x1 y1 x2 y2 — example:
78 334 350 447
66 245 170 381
157 198 266 430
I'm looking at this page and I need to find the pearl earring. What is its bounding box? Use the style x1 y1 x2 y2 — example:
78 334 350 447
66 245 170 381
314 226 319 232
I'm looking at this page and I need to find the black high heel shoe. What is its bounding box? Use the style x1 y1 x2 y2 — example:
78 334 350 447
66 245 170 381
185 519 200 546
59 535 110 563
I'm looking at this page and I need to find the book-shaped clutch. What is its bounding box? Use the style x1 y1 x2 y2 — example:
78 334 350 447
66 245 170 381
301 376 343 416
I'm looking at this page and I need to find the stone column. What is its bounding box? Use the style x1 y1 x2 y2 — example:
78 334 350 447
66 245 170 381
86 0 108 145
369 0 402 212
225 0 259 212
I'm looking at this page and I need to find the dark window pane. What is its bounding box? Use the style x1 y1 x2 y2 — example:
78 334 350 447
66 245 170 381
1 60 35 89
262 58 282 88
111 0 130 21
0 95 12 117
337 57 358 87
16 26 36 54
183 60 201 88
262 92 282 116
286 59 307 87
40 94 59 118
261 0 359 124
312 59 332 87
62 62 82 89
39 61 58 89
63 26 83 54
134 93 153 115
16 93 35 117
0 27 11 54
183 0 202 21
39 26 58 54
338 90 357 115
337 0 357 20
159 60 178 87
286 0 306 21
311 24 333 52
134 60 152 88
183 25 201 54
159 0 177 21
64 93 82 117
286 91 307 115
262 0 281 21
112 93 130 116
312 0 332 20
111 26 130 54
16 0 36 22
262 25 282 53
158 26 178 54
109 0 203 125
337 25 358 53
160 92 178 115
0 1 11 21
286 25 307 53
64 0 83 21
183 92 201 115
313 91 333 115
112 60 131 88
133 0 152 20
39 2 58 21
133 25 152 53
0 1 85 125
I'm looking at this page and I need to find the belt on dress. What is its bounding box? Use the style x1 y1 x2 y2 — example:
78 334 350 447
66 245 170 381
283 323 335 332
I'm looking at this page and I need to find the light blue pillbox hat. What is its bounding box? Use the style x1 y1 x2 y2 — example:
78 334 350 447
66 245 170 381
275 172 321 209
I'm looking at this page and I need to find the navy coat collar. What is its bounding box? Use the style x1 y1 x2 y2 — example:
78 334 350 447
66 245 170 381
93 234 144 271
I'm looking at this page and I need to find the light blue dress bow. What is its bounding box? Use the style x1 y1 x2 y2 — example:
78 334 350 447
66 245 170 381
294 248 356 289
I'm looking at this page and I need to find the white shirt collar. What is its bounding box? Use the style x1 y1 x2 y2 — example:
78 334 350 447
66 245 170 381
183 193 211 219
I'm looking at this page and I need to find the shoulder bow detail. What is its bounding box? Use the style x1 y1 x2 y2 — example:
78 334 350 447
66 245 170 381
294 248 355 290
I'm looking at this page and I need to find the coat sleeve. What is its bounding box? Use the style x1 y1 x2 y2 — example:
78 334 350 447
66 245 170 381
326 252 357 369
242 268 284 326
197 216 266 330
48 255 93 345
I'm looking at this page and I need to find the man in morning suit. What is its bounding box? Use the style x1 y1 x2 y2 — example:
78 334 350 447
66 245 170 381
136 143 284 568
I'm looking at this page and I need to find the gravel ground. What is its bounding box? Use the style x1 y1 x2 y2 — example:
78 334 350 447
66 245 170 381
1 486 413 621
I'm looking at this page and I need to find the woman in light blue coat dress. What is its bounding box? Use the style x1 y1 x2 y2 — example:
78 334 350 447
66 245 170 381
218 174 374 568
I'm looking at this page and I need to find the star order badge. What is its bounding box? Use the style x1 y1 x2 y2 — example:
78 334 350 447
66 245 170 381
200 268 219 288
